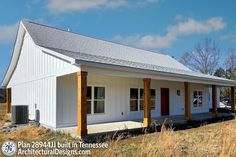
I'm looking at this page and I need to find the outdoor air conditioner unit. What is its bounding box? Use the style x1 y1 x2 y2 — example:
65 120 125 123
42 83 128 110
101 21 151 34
11 105 29 124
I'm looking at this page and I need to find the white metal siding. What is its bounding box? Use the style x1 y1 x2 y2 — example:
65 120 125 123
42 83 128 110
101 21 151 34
8 33 80 128
56 72 213 127
56 74 78 127
11 77 56 127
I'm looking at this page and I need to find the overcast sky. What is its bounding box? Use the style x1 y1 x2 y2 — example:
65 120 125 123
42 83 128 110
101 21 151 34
0 0 236 82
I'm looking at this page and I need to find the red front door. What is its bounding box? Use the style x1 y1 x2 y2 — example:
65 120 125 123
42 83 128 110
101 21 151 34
161 88 169 116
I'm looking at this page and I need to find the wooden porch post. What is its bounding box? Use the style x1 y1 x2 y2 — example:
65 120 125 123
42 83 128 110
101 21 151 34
212 85 217 117
231 86 235 113
184 82 191 120
6 88 11 113
143 78 151 127
76 71 88 136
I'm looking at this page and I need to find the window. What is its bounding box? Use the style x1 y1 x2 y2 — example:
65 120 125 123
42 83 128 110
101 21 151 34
193 91 203 107
86 86 105 114
130 88 138 111
140 89 156 110
130 88 156 111
151 89 156 110
94 87 105 113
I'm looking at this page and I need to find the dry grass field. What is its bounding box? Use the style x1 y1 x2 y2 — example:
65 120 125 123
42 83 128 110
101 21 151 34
100 119 236 157
0 115 236 157
0 103 6 116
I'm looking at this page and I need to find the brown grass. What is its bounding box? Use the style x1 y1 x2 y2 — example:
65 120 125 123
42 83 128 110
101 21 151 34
101 120 236 157
0 103 6 116
0 125 77 146
0 115 76 146
0 114 10 128
0 125 49 142
101 119 236 157
0 117 236 157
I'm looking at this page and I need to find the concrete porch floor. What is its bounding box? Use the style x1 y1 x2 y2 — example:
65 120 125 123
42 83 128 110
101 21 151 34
57 121 144 137
57 112 235 137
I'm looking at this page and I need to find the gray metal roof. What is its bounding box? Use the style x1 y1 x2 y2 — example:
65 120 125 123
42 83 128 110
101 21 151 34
21 20 235 85
44 47 234 83
22 20 190 71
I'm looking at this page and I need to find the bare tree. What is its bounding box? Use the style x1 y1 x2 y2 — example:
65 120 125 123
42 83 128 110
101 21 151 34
179 52 191 66
180 38 220 75
225 49 236 80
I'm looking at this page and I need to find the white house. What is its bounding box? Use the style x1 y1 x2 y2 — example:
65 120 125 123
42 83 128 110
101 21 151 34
2 20 236 136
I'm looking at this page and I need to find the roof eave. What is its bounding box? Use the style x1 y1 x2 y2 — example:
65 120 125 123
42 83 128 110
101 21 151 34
1 21 25 88
1 21 76 88
75 59 236 87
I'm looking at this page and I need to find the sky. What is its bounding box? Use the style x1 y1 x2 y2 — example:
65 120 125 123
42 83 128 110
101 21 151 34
0 0 236 82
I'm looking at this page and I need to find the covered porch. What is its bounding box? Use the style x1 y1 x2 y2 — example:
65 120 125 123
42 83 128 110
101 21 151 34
58 112 235 137
56 67 235 137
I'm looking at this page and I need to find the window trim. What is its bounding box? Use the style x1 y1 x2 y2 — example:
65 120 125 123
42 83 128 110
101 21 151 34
87 85 106 115
192 90 203 108
130 88 139 112
129 87 156 112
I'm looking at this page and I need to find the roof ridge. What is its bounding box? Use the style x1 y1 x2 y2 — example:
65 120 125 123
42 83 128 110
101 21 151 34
22 20 169 57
